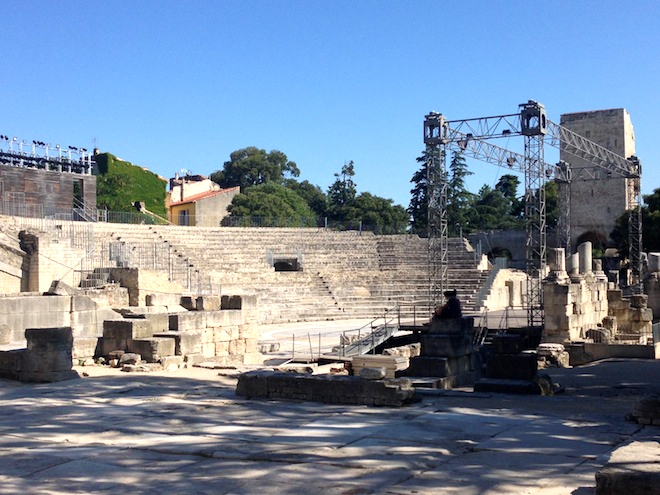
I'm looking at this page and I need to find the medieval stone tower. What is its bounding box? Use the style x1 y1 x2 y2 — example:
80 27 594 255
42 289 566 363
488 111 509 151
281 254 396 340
560 109 637 251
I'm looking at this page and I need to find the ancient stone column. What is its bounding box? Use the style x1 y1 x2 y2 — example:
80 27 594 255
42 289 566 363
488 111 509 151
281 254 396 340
567 253 580 280
578 242 592 275
593 259 608 282
547 248 568 282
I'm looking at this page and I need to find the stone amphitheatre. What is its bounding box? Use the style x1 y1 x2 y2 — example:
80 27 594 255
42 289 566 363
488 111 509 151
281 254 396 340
0 107 658 494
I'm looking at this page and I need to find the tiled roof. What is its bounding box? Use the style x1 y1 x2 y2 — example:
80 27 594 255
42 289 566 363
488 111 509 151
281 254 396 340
169 186 239 206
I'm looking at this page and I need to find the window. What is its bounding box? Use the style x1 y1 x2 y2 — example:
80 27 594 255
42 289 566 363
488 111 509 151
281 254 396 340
178 209 190 226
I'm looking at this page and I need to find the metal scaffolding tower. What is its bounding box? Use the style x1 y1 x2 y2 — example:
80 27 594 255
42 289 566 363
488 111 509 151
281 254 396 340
424 99 644 327
424 112 449 309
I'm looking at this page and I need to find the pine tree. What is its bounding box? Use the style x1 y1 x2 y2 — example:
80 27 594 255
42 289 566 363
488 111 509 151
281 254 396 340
447 151 473 235
407 150 430 235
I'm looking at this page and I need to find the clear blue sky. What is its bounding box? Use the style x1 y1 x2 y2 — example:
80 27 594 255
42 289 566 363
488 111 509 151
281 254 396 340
3 0 659 209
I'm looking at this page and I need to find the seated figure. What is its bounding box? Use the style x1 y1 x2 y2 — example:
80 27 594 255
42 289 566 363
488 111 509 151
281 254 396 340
433 290 462 319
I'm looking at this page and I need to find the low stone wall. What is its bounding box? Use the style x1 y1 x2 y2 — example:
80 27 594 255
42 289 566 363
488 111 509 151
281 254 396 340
0 327 79 382
236 371 415 406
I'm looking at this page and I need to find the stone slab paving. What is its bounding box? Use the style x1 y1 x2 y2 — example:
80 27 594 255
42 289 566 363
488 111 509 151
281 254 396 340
0 361 658 494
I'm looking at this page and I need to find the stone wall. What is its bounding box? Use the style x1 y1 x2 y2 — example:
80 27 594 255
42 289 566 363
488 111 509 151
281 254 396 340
0 237 26 293
560 109 636 249
20 233 86 292
108 268 190 306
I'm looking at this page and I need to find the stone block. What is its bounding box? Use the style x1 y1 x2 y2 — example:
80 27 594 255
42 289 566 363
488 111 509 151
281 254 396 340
196 296 221 311
71 296 96 312
153 331 202 356
359 367 387 380
103 319 154 340
184 353 205 365
492 334 524 354
202 342 215 357
213 327 231 342
179 296 196 311
221 295 243 310
146 293 182 307
427 316 474 336
159 355 184 368
98 337 129 356
630 294 648 309
0 324 10 345
205 311 229 327
595 441 660 495
169 312 207 332
128 338 175 362
420 334 473 357
72 337 100 360
23 327 74 373
485 352 537 380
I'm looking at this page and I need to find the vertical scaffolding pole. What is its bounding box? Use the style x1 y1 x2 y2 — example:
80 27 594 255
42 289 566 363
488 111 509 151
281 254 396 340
627 157 643 293
520 101 548 329
424 112 449 312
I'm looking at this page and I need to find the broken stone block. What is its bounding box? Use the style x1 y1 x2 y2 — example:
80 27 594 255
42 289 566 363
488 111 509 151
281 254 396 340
128 338 175 362
119 353 141 366
359 367 387 380
18 327 79 382
630 395 660 425
160 355 184 369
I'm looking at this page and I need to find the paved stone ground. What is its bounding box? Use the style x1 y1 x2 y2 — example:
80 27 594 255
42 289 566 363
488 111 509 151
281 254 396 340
0 359 658 494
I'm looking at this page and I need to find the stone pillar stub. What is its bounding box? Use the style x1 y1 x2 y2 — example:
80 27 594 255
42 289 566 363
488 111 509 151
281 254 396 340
648 253 660 273
547 248 568 282
567 253 580 281
578 242 592 275
593 259 608 281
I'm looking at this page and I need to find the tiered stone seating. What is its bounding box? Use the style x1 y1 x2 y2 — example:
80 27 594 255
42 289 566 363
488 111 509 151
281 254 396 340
11 218 492 325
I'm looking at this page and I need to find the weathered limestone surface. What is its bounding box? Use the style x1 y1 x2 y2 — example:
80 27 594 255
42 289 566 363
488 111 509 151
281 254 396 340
404 317 481 388
595 441 660 495
0 327 79 382
236 370 415 406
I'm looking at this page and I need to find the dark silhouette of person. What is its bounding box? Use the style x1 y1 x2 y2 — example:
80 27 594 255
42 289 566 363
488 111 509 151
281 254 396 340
434 290 462 319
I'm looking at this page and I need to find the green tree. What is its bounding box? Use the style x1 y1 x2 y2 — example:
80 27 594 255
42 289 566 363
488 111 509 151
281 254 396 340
467 184 523 231
327 161 357 222
283 178 327 218
226 183 315 225
611 188 660 255
354 192 408 234
447 152 473 235
407 150 431 235
210 147 300 191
